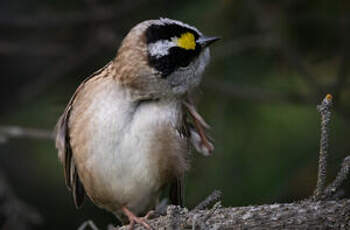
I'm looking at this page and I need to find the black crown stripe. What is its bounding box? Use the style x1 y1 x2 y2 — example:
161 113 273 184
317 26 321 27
146 22 202 78
146 23 200 44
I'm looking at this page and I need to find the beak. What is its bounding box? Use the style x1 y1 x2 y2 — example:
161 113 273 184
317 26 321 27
197 36 220 48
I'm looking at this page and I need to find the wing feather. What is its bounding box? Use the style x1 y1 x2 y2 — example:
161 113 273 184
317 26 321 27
55 100 85 208
55 62 111 208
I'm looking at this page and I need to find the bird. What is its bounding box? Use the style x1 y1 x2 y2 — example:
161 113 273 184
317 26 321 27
55 18 218 229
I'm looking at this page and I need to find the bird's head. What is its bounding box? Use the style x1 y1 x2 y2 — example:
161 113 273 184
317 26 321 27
114 18 219 99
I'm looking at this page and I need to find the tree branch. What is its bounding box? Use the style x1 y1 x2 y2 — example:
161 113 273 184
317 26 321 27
0 0 148 28
0 170 43 229
0 125 53 143
116 199 350 230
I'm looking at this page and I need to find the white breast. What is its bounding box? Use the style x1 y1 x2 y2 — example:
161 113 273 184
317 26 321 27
71 80 184 215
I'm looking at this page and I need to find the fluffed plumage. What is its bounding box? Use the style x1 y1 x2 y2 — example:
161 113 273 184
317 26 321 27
55 18 217 227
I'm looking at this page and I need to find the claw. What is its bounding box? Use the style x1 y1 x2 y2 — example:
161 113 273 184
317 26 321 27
121 207 153 230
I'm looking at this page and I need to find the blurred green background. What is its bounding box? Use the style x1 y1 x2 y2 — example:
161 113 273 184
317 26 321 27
1 0 350 229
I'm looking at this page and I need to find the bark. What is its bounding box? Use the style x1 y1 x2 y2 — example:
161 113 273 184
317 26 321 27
118 199 350 230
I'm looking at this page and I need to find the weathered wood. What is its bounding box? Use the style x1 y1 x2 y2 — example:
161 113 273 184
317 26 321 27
117 199 350 230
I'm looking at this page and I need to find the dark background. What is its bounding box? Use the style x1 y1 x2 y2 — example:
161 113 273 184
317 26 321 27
1 0 350 229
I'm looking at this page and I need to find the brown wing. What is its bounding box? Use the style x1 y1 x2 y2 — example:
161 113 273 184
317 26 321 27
55 90 85 208
55 62 111 208
168 102 192 207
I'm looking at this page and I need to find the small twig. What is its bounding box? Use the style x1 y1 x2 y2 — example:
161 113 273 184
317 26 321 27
193 190 222 210
17 39 100 103
0 125 54 143
153 198 168 217
77 220 99 230
192 201 222 230
246 0 323 97
0 0 148 28
322 156 350 200
333 11 350 105
0 170 43 228
0 41 69 56
313 94 333 200
202 201 222 223
203 79 309 105
280 43 323 96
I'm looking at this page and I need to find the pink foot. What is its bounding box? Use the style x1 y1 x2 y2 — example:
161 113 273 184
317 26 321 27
121 207 154 230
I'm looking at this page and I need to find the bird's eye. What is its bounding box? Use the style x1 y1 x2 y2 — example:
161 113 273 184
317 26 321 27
146 23 202 77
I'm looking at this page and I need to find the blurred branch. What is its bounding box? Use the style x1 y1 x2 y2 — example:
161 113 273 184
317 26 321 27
214 35 277 60
333 52 349 102
246 0 323 97
0 41 69 57
0 125 54 143
288 14 350 25
0 0 148 28
17 38 102 103
0 170 43 229
78 220 99 230
10 2 123 104
333 11 350 104
212 1 325 104
203 79 308 105
279 43 323 95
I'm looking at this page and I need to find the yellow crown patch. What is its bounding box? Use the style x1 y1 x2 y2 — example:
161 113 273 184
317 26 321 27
176 32 196 50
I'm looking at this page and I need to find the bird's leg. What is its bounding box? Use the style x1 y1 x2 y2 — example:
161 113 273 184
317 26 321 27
183 101 214 154
121 207 153 230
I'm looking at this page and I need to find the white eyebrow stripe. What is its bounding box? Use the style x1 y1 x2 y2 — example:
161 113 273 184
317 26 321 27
148 39 176 58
